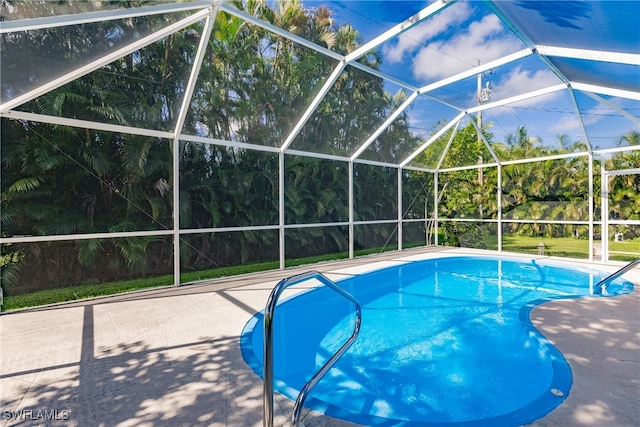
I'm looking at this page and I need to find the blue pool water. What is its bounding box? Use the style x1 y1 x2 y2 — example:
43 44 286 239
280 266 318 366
240 256 633 426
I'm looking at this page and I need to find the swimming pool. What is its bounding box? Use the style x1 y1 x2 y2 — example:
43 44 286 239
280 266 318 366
240 256 634 426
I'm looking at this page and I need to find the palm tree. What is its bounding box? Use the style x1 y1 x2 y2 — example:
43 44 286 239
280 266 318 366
618 130 640 147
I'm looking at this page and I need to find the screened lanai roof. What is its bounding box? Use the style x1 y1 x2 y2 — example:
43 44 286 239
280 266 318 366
1 0 639 169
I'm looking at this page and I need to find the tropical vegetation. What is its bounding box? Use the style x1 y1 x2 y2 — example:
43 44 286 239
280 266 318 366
1 0 638 299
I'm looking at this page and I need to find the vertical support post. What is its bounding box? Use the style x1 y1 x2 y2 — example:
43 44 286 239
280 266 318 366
398 167 403 251
588 153 594 261
477 62 482 145
172 137 181 286
434 172 439 246
170 9 217 287
349 160 354 259
279 152 285 270
425 195 429 245
601 156 609 263
497 163 502 252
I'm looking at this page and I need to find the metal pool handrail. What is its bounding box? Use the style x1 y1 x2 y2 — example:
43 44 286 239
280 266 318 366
263 271 362 427
593 259 640 295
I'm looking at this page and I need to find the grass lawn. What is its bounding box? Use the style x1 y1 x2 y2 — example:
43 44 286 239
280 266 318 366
496 235 589 258
2 239 637 311
606 239 640 261
1 246 394 311
2 262 279 312
485 235 639 260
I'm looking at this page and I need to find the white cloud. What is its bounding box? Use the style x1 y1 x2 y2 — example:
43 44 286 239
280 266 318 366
383 3 472 64
550 107 602 133
411 14 522 80
491 66 562 102
548 116 583 134
425 65 562 114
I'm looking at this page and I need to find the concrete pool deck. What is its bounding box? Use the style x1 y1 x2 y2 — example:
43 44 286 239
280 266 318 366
1 247 638 427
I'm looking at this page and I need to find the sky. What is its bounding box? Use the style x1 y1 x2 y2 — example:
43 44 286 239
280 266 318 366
308 0 640 153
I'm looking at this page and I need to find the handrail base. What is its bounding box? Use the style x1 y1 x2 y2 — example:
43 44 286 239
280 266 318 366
593 259 640 295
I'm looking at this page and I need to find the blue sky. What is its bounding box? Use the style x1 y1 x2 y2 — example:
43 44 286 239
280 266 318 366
304 1 639 154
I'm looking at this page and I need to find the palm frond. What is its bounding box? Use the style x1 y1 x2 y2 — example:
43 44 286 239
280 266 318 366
121 136 153 173
6 176 45 194
76 239 104 266
0 249 25 289
33 208 88 235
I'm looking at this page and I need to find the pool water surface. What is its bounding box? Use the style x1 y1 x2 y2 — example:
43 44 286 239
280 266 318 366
240 256 633 426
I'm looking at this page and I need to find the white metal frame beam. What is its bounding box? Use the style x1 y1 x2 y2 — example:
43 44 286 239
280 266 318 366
485 1 535 49
180 134 281 154
172 14 216 140
435 121 462 171
283 148 416 170
351 91 419 161
0 9 211 113
581 91 640 125
279 152 286 268
536 45 640 66
0 1 211 33
601 157 609 262
348 61 419 92
348 161 354 258
171 7 218 286
0 117 284 158
283 149 349 163
0 229 173 245
400 112 465 168
439 162 499 173
0 110 174 139
345 0 456 63
466 113 501 165
594 145 640 156
280 61 347 152
487 1 575 91
588 153 594 261
567 88 594 153
355 158 408 169
607 168 640 176
419 48 534 95
500 151 590 167
218 2 343 62
467 83 567 114
571 82 640 101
